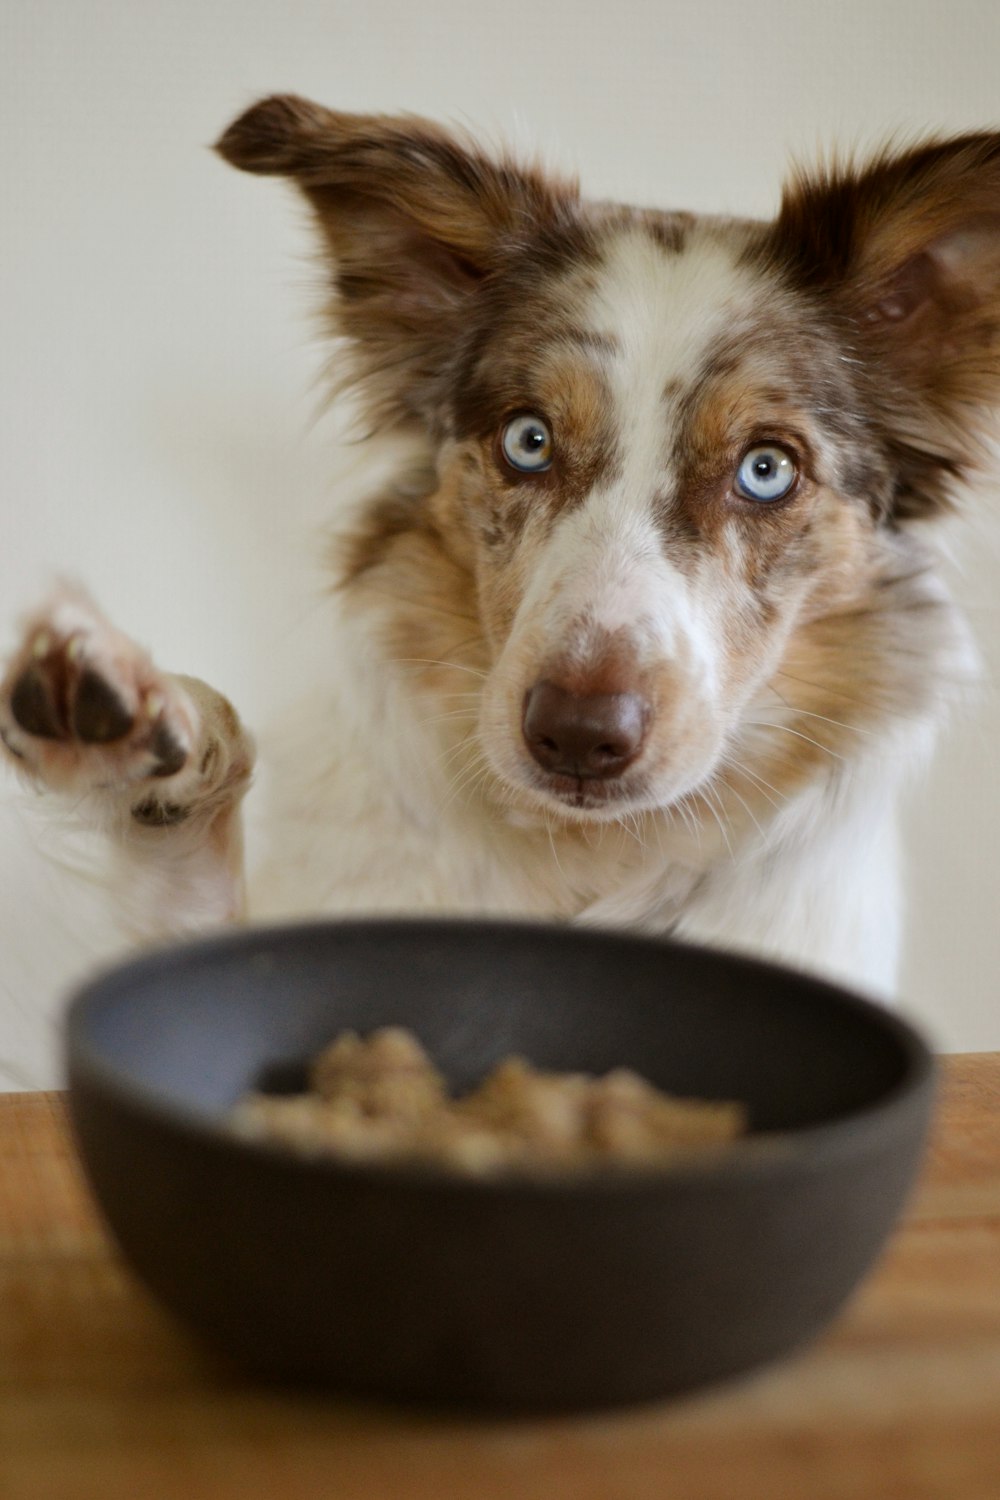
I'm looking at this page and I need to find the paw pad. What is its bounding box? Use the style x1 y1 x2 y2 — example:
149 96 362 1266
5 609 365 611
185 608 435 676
9 646 135 746
71 667 134 743
10 662 65 740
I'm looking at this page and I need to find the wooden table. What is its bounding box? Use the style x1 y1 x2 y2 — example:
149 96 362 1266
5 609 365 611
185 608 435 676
1 1056 998 1500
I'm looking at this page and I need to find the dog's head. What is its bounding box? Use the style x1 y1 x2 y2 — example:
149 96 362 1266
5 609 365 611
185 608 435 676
218 100 1000 823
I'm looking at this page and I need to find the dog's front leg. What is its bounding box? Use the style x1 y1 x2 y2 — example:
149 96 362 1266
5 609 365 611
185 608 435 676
0 588 253 941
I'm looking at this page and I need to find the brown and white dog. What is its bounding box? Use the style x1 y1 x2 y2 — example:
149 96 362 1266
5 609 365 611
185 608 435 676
2 97 998 1000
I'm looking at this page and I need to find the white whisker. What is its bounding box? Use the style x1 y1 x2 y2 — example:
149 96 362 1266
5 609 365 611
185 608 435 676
729 765 783 812
361 587 480 628
543 810 570 887
615 811 645 850
701 783 734 860
390 656 488 680
749 720 846 762
763 684 872 737
718 779 765 841
416 708 480 731
772 668 916 721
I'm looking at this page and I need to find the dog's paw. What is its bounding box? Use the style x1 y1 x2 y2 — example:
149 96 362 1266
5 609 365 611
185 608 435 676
0 587 197 797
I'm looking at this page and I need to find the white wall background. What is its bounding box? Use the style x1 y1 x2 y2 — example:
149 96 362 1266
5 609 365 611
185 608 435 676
1 0 999 1087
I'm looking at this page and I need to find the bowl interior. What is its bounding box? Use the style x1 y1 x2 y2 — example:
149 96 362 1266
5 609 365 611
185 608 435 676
69 919 923 1137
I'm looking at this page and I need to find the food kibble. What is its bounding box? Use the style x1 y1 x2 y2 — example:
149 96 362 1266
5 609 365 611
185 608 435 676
230 1027 747 1175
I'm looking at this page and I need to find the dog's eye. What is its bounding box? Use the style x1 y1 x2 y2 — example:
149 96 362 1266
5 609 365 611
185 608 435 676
500 414 554 473
735 445 797 503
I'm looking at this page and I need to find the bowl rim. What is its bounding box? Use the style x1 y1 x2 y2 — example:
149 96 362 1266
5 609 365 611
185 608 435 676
64 916 937 1197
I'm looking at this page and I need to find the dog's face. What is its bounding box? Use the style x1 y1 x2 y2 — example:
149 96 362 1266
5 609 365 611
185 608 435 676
219 101 1000 823
437 222 884 820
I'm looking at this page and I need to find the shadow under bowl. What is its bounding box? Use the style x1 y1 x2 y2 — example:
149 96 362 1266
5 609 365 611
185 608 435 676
65 918 934 1412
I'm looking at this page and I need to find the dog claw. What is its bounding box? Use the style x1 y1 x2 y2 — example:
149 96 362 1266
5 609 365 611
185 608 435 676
10 664 65 740
71 667 134 744
149 722 188 777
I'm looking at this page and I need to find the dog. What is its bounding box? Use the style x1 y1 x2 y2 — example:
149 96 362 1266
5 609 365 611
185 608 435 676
2 95 997 1006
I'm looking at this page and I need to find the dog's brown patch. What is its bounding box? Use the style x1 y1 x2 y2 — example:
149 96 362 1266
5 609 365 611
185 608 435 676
337 492 435 587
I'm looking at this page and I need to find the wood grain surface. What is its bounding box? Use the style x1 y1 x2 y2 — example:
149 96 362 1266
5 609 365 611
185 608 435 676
1 1056 998 1500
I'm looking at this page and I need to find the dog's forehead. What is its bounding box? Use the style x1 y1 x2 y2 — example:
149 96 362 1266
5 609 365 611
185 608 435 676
578 225 758 351
566 219 785 417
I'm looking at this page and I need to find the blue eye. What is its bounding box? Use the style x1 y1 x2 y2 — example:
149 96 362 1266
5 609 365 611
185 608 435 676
500 414 553 473
736 445 797 503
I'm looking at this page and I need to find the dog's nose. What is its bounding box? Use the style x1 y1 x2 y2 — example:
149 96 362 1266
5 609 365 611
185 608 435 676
522 680 649 779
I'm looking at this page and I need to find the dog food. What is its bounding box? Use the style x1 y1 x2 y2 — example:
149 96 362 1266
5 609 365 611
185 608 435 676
230 1027 746 1175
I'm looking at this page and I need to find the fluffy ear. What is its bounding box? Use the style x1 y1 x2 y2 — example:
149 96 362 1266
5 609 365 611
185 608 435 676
769 134 1000 517
216 95 580 425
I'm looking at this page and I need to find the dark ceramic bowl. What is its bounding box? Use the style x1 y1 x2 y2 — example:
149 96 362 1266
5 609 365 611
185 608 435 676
65 919 934 1413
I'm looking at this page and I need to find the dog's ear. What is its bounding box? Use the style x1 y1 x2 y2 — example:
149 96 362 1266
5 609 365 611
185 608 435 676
769 134 1000 517
216 94 580 424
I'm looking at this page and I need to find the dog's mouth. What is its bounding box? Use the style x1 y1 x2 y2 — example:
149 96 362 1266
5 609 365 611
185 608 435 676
532 770 635 813
498 762 660 823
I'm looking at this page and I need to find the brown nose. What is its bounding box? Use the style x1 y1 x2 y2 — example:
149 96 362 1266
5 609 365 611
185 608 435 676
522 680 649 779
